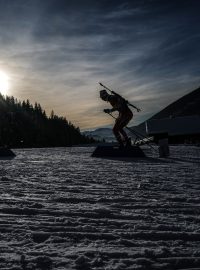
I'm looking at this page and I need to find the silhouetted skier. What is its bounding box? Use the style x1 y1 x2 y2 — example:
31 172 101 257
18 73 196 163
100 89 140 147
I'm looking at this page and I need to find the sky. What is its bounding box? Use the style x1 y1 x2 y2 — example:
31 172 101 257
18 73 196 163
0 0 199 130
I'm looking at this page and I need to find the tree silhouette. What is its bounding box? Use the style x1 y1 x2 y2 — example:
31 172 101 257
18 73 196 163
0 94 95 148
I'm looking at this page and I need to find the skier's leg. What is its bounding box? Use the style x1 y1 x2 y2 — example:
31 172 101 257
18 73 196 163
113 120 124 146
118 114 132 145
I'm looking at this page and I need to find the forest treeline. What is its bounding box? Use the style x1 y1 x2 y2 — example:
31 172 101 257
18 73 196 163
0 94 95 148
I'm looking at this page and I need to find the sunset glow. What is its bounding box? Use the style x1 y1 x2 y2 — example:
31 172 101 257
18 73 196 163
0 71 9 96
0 1 199 129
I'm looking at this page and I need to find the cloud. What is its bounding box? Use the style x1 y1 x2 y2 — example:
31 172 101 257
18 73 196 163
0 0 199 129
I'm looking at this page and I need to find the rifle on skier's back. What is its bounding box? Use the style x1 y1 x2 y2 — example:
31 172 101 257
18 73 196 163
99 82 141 112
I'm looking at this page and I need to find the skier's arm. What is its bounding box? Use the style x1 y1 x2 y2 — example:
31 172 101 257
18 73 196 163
110 108 118 112
104 108 117 113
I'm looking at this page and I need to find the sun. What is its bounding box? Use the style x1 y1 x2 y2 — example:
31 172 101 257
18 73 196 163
0 71 9 96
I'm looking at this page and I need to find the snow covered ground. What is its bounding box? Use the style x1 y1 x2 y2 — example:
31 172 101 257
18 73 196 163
0 145 200 270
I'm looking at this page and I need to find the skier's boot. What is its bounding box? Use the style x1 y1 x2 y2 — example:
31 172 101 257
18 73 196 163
116 134 124 148
125 137 132 147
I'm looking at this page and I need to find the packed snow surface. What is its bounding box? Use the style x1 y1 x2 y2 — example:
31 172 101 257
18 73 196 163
0 145 200 270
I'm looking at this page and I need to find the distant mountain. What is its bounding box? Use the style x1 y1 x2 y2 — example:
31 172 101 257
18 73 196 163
83 128 114 142
149 86 200 120
135 86 200 136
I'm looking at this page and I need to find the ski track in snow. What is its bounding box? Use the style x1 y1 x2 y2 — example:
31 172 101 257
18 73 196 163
0 145 200 270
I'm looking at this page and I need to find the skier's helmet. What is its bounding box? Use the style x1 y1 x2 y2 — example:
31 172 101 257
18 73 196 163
100 90 109 101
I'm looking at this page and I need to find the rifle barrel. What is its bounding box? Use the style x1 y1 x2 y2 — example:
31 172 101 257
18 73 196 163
99 82 113 93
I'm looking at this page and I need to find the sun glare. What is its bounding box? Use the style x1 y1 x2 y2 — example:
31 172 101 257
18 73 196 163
0 71 9 96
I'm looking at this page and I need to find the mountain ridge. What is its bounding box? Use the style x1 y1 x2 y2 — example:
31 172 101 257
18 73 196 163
146 86 200 121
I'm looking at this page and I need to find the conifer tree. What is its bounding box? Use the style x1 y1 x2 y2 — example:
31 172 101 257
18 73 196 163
0 94 95 147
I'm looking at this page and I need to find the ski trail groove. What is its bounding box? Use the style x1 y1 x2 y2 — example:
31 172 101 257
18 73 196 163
0 146 200 269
